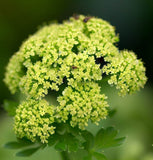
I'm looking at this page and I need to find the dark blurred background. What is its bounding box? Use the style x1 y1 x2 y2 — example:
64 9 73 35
0 0 153 160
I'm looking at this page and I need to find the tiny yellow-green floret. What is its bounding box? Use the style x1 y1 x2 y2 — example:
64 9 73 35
4 15 147 143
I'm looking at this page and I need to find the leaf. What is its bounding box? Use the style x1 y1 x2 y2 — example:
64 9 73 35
48 134 58 146
93 152 107 160
4 140 33 149
81 130 94 150
83 155 92 160
95 127 125 149
41 144 47 149
55 140 67 151
67 125 80 136
53 123 84 152
54 133 81 152
108 108 117 117
56 123 66 135
4 142 26 149
3 100 18 116
113 137 126 146
65 133 80 152
17 137 34 145
16 147 40 157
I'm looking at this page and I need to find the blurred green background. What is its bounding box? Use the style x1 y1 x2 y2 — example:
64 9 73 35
0 0 153 160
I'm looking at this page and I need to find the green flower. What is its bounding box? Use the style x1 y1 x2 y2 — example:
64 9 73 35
102 50 147 96
14 99 55 143
4 15 147 143
57 82 108 129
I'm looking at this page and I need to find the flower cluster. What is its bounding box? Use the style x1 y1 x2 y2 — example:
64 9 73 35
57 82 108 129
103 50 147 96
14 99 55 143
4 15 147 143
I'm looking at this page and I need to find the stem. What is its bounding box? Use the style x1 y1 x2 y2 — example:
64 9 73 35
60 151 71 160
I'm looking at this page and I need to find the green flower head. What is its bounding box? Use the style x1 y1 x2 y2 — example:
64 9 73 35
4 15 147 143
14 99 55 143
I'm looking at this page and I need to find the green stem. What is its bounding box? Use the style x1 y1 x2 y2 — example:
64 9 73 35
60 151 71 160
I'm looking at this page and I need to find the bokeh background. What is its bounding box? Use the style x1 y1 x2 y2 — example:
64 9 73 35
0 0 153 160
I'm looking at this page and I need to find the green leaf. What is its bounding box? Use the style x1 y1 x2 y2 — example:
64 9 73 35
54 133 81 152
81 130 94 150
17 137 34 145
112 137 126 146
93 152 107 160
3 100 18 116
67 125 80 136
4 142 26 149
55 140 67 151
95 127 125 149
83 155 92 160
56 123 66 135
54 123 84 152
41 144 47 149
48 134 58 146
16 147 40 157
108 108 117 117
65 133 80 152
4 140 33 149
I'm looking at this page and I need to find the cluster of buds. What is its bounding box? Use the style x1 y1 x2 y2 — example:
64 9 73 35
4 15 147 143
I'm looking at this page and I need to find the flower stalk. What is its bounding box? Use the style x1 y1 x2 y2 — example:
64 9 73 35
60 151 71 160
